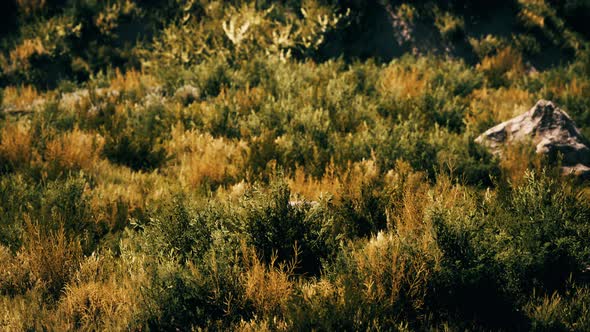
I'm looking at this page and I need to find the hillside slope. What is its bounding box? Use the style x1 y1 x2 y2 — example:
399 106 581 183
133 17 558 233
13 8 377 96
1 1 590 331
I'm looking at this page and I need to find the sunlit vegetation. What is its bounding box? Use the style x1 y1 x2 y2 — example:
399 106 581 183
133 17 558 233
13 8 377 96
1 0 590 330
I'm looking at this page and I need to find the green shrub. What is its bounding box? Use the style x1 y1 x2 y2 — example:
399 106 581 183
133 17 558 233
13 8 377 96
242 178 326 274
0 175 36 250
434 131 501 186
143 196 212 264
141 260 225 330
429 206 524 329
495 171 590 293
39 177 105 254
526 284 590 332
375 119 438 178
427 170 590 328
103 103 169 171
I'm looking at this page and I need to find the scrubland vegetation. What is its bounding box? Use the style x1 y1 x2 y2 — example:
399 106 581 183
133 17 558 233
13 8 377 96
1 0 590 330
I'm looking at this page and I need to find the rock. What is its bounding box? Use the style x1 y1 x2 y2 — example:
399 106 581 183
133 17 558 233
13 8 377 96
475 99 590 179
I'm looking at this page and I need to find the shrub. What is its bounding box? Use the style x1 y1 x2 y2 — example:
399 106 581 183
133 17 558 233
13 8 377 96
428 206 522 328
139 256 234 330
55 252 142 331
375 120 438 177
434 131 501 186
1 2 590 329
35 177 109 255
526 284 590 331
242 177 326 274
21 221 82 299
0 245 33 296
0 174 37 250
477 47 525 87
427 170 590 328
141 261 211 330
495 170 590 293
469 35 508 59
143 195 212 264
103 104 169 171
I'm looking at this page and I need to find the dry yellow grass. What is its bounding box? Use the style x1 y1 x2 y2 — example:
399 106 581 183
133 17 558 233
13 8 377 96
378 65 429 99
241 246 295 317
56 282 134 330
519 8 545 28
21 220 82 297
58 89 92 112
477 47 525 86
286 157 382 208
234 86 266 114
55 252 144 331
166 124 248 188
0 246 32 297
90 160 176 212
499 142 543 186
340 157 380 201
299 279 337 305
0 121 36 169
288 162 341 200
44 128 105 175
1 247 146 331
91 181 145 215
0 293 45 331
344 161 442 312
8 38 46 71
544 76 590 100
353 230 438 311
2 85 41 110
236 317 288 332
467 87 534 128
518 0 549 28
347 163 443 312
109 68 159 96
384 160 430 232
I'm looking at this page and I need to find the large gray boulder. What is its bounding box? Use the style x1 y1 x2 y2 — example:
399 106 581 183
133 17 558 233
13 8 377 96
475 99 590 178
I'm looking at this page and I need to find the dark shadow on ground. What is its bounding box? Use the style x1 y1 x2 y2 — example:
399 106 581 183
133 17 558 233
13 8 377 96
317 0 577 69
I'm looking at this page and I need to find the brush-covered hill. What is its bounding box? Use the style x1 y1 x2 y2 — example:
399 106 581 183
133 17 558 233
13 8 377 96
1 0 590 87
1 1 590 331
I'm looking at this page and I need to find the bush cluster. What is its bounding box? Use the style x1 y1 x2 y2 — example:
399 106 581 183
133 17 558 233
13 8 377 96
1 0 590 330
